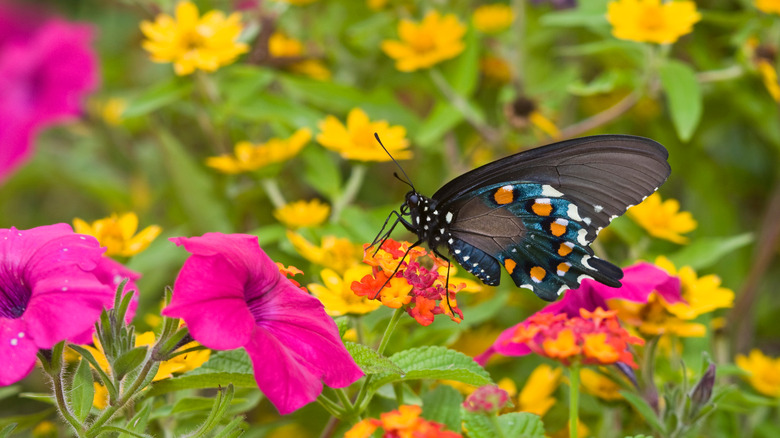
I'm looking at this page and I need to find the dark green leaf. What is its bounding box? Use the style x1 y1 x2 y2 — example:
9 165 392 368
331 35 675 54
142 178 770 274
659 60 702 142
70 358 95 422
463 411 545 438
345 342 404 375
422 385 463 432
0 409 55 434
0 386 20 401
667 233 753 270
113 347 149 379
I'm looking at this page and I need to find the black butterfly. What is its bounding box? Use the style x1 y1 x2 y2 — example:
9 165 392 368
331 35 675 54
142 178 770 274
371 134 671 301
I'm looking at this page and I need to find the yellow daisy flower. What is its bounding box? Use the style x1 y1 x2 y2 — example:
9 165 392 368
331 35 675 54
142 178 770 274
271 0 319 5
517 364 561 417
99 98 127 126
473 4 514 34
317 108 411 162
309 266 383 316
140 1 249 76
757 60 780 102
480 55 512 83
73 212 162 257
206 128 312 174
135 332 211 381
286 231 363 274
93 382 109 409
607 0 701 44
654 256 735 320
274 199 330 228
736 349 780 397
381 11 467 72
268 32 331 81
756 0 780 14
579 368 623 401
627 193 697 244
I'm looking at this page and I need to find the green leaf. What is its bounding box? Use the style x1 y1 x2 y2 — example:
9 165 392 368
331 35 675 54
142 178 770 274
422 385 463 433
113 346 149 379
659 60 702 142
619 390 667 434
70 358 95 422
220 66 276 105
441 27 479 96
0 424 16 438
146 350 255 396
345 342 404 375
462 411 545 438
369 346 492 393
122 78 193 118
415 101 463 148
171 396 228 414
300 146 343 201
156 128 232 233
666 233 753 270
224 93 324 129
0 386 19 401
124 400 153 435
0 408 55 434
194 350 254 374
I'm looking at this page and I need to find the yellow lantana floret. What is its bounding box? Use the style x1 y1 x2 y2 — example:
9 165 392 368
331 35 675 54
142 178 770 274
756 0 780 14
381 11 467 72
627 193 697 244
473 4 514 34
73 212 162 257
274 199 330 228
140 1 249 75
607 0 701 44
736 349 780 397
309 266 383 316
206 128 311 174
317 108 411 162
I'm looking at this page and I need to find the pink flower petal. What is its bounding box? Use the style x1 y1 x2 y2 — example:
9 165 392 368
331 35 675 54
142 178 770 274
0 318 39 386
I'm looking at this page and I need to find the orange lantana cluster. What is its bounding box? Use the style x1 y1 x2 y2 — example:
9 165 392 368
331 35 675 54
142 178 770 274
511 308 645 368
345 405 461 438
350 239 465 326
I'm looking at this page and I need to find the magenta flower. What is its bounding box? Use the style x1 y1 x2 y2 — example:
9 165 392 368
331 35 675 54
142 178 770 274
162 233 364 415
475 262 681 364
0 2 98 182
93 256 141 322
0 224 116 385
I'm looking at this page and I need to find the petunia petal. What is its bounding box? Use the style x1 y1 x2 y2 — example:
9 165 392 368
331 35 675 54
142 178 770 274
0 318 38 386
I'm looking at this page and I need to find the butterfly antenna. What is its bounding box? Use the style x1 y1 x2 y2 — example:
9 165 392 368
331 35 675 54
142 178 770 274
374 133 416 192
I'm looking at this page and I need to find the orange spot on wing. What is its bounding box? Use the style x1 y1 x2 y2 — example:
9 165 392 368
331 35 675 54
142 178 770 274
504 259 517 274
557 262 570 274
558 242 573 256
494 185 514 205
550 220 567 236
530 266 546 282
532 201 553 216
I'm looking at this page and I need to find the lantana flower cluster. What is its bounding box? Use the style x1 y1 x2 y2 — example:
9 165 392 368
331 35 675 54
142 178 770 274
512 308 645 368
346 405 461 438
351 239 465 326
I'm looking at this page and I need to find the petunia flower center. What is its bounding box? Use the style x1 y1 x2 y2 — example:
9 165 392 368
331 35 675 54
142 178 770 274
0 266 32 319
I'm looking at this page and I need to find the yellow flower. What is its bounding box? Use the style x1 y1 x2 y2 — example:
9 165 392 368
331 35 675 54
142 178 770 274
758 60 780 102
473 4 514 34
93 383 109 409
756 0 780 14
268 32 331 81
135 332 211 381
381 11 467 72
317 108 410 162
517 364 561 416
32 421 57 438
73 212 162 257
736 349 780 397
140 1 249 76
655 256 735 319
309 266 383 316
274 199 330 228
206 128 312 174
367 0 389 10
290 59 331 80
607 0 701 44
580 368 623 401
271 0 319 4
480 55 512 83
627 193 697 244
100 98 127 126
286 231 362 274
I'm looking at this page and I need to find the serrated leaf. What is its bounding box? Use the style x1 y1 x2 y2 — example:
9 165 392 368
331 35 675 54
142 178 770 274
122 78 192 118
113 346 149 379
666 233 753 270
659 60 702 142
157 129 232 233
193 350 254 374
70 358 95 422
369 346 492 393
463 411 545 438
345 342 404 375
620 390 667 434
422 385 463 432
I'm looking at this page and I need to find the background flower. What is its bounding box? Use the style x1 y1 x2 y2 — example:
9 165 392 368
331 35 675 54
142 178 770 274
316 108 410 162
473 4 514 34
607 0 701 44
162 233 363 414
73 212 162 257
273 199 330 228
627 193 697 244
206 128 311 174
381 11 467 72
736 349 780 397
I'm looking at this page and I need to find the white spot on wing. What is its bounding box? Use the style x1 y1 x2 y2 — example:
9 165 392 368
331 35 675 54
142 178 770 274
594 205 603 213
557 285 569 296
445 212 453 223
542 185 564 197
567 204 582 221
577 229 589 245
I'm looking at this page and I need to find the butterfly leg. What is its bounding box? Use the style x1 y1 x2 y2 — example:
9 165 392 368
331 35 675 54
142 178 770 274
370 239 422 300
369 210 406 256
431 248 456 316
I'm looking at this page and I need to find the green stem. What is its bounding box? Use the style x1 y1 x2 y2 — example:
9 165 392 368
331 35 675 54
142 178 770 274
489 414 507 438
316 393 345 418
353 308 406 412
569 363 580 438
330 164 367 223
334 388 354 412
41 350 87 437
428 68 500 143
194 72 228 154
261 178 287 209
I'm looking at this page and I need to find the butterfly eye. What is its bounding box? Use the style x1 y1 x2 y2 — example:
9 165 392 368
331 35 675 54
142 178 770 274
406 193 420 206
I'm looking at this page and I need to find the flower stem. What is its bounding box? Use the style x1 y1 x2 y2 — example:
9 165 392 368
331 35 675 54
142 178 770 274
569 363 581 438
490 414 507 438
428 68 500 143
261 178 287 209
353 308 406 413
330 164 367 223
40 348 87 438
316 393 345 418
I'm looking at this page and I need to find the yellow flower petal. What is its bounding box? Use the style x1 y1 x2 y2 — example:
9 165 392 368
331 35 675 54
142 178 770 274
382 10 467 72
756 0 780 14
627 193 697 244
473 4 514 34
607 0 701 44
309 266 382 316
518 364 561 416
736 349 780 397
274 199 330 228
317 108 410 162
73 213 162 257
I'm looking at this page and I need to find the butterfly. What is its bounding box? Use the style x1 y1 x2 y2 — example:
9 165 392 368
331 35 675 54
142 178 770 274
370 134 671 301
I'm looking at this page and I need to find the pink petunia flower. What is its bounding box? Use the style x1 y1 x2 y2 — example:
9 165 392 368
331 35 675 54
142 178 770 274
162 233 364 415
0 2 98 182
92 256 141 322
0 224 116 385
476 262 681 364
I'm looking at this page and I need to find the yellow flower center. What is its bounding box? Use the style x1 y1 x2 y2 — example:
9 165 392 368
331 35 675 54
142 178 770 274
408 29 436 53
639 7 665 31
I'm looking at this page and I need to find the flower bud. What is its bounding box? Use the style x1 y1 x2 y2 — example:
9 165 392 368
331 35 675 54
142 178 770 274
463 385 510 414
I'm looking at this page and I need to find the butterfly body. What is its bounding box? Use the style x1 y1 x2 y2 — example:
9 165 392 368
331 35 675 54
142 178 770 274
379 135 671 302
